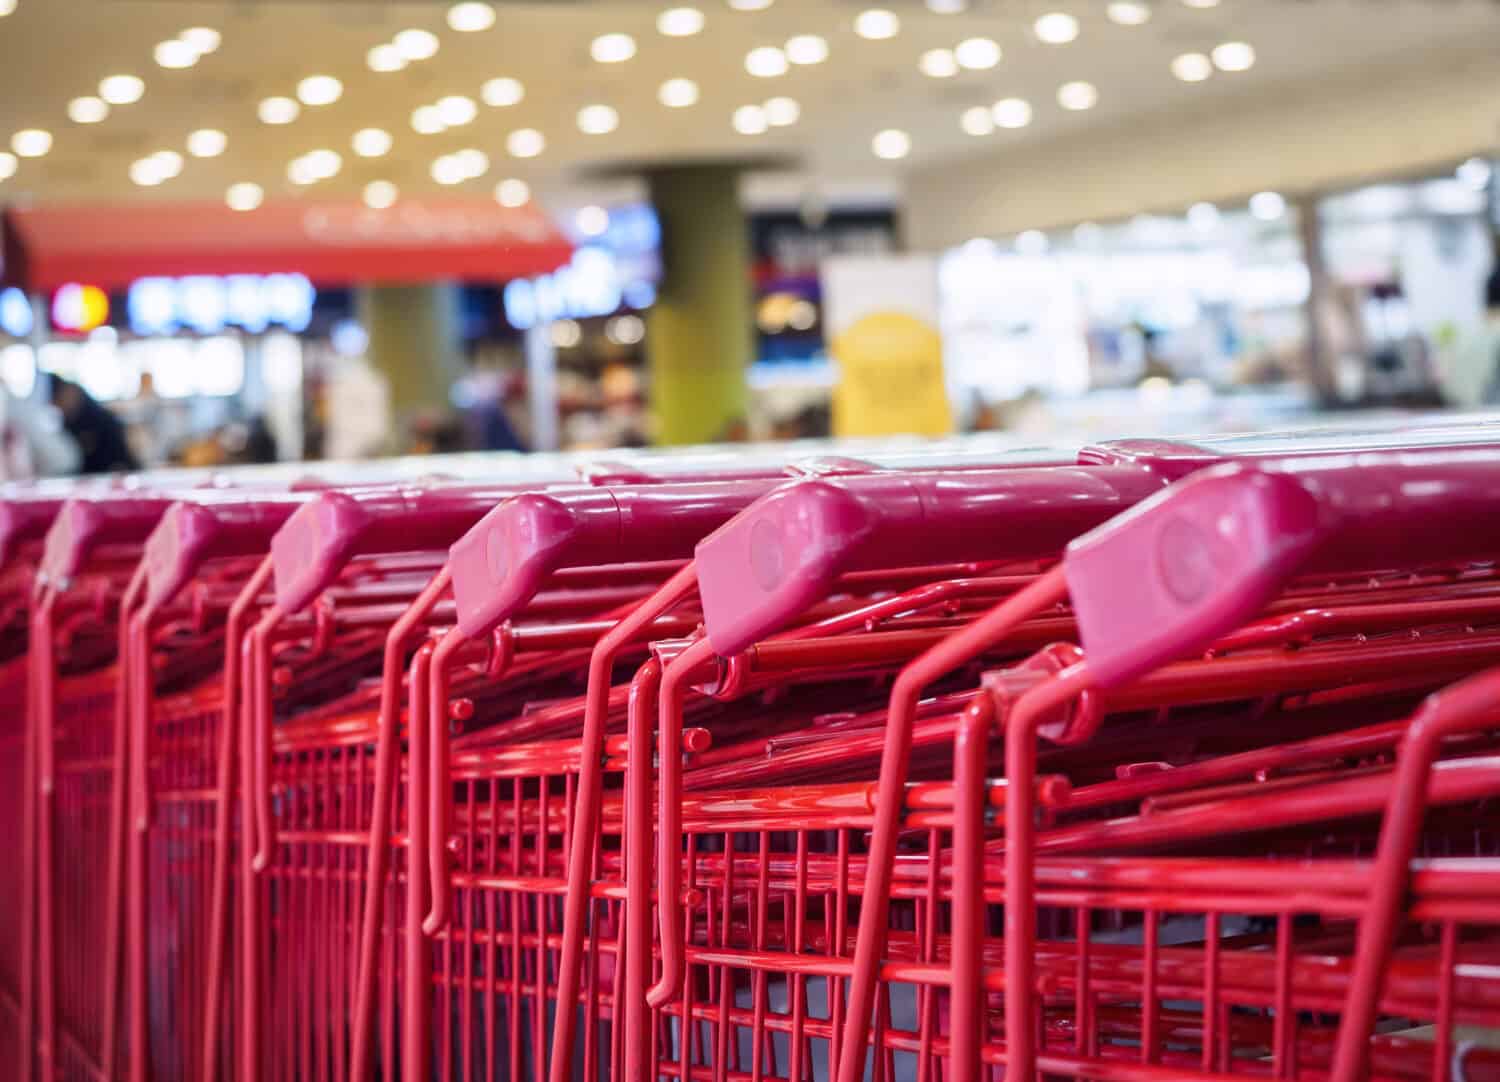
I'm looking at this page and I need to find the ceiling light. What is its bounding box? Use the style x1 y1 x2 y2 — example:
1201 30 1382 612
1171 52 1213 81
304 149 341 179
10 129 50 158
431 154 467 185
363 180 399 209
258 96 300 124
1106 1 1151 24
1187 201 1220 231
187 128 227 157
437 95 478 126
297 75 343 106
225 182 263 211
0 153 14 180
591 32 637 63
0 1 15 16
926 0 966 11
150 149 183 178
481 77 524 107
577 104 620 135
507 128 546 157
959 106 994 136
919 48 958 78
287 157 319 185
394 28 440 61
99 75 145 105
456 148 489 177
732 104 768 135
412 106 446 134
67 96 109 124
495 178 530 207
367 44 406 72
181 27 220 53
352 128 393 157
130 158 166 186
1034 12 1080 44
871 129 911 160
658 77 700 107
728 0 773 9
1015 229 1049 255
1211 41 1255 71
765 96 800 126
576 205 609 236
155 39 198 69
1057 80 1098 110
854 9 899 40
658 6 705 35
745 46 788 77
991 97 1032 128
1249 191 1286 221
954 37 1000 69
785 34 828 64
1181 0 1220 7
1457 157 1493 191
447 2 496 32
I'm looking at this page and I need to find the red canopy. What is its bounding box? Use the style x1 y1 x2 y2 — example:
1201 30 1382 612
2 197 573 292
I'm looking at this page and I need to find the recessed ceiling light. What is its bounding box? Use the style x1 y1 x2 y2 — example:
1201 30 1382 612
507 128 546 158
577 104 619 135
363 180 399 209
304 149 341 179
1034 12 1080 44
960 106 994 136
367 44 406 72
187 128 227 157
99 75 145 105
658 6 705 36
181 27 220 53
67 96 109 124
991 97 1033 128
745 46 788 77
456 148 489 177
576 205 609 236
871 129 911 160
785 34 828 64
1171 52 1213 81
393 28 440 61
431 154 468 185
765 96 800 125
412 106 446 134
0 1 16 17
297 75 343 106
495 177 530 207
150 149 184 178
437 95 478 126
1456 157 1493 191
1106 1 1151 24
287 157 320 185
0 153 15 180
1211 41 1255 71
1182 0 1219 7
481 77 525 107
954 37 1000 70
10 129 51 157
919 48 958 78
258 96 300 124
155 39 198 69
352 128 393 157
732 104 768 134
226 182 263 211
130 158 166 186
591 32 637 63
447 2 496 32
728 0 773 10
926 0 966 11
1057 80 1098 110
658 77 700 107
1187 201 1220 231
1249 190 1286 220
854 9 899 40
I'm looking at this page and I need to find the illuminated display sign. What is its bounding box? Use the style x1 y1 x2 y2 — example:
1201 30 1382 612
0 287 33 338
127 273 316 336
51 283 110 334
503 247 624 331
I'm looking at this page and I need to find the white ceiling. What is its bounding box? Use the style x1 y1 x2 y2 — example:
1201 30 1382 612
0 0 1496 217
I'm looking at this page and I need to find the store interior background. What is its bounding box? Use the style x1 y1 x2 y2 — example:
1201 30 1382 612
0 0 1497 471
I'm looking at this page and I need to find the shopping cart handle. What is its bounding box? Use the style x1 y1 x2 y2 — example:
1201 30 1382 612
142 494 308 610
0 492 69 568
39 493 180 585
1076 439 1226 482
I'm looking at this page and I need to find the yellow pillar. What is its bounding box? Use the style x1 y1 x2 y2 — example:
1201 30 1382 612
646 166 752 445
357 282 465 418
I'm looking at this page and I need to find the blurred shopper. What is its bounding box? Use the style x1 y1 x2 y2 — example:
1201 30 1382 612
48 376 138 474
1446 268 1500 408
0 385 80 480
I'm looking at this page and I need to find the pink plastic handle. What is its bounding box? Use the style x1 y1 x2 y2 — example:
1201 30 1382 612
0 493 70 568
141 492 309 610
696 464 1171 657
38 493 180 584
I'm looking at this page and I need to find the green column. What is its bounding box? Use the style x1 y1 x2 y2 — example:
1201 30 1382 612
357 282 465 420
646 166 752 445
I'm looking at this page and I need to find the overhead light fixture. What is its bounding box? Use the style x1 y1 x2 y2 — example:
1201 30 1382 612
393 28 440 61
154 39 198 69
411 106 446 134
591 32 637 63
854 9 900 40
437 95 478 126
495 177 530 207
455 148 489 177
959 106 994 136
576 205 609 237
1106 1 1151 24
1057 80 1098 110
481 77 525 107
919 48 958 78
577 104 619 134
181 27 220 53
745 46 788 77
0 153 14 180
225 182 263 211
447 2 496 32
0 1 16 16
352 128 393 157
287 156 320 186
130 157 167 186
303 148 341 179
1249 190 1286 221
728 0 773 10
99 75 145 105
67 96 109 124
871 129 911 160
765 96 799 125
1211 41 1255 71
363 180 399 209
367 44 406 72
658 7 705 36
10 129 51 157
732 104 768 134
150 149 184 178
1170 52 1213 81
507 128 546 158
187 128 227 157
954 37 1000 70
926 0 966 11
1181 0 1220 7
785 34 828 64
1033 12 1080 44
297 75 343 106
658 77 700 107
258 96 300 124
1187 201 1220 231
431 154 468 185
991 97 1033 128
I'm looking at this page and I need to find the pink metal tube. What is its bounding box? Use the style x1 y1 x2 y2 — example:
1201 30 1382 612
403 640 436 1082
622 658 663 1080
424 627 466 935
949 693 995 1082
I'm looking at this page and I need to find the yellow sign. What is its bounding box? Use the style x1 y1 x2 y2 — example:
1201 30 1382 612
831 310 952 438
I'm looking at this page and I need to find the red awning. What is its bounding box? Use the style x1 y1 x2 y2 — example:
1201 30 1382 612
1 197 573 292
